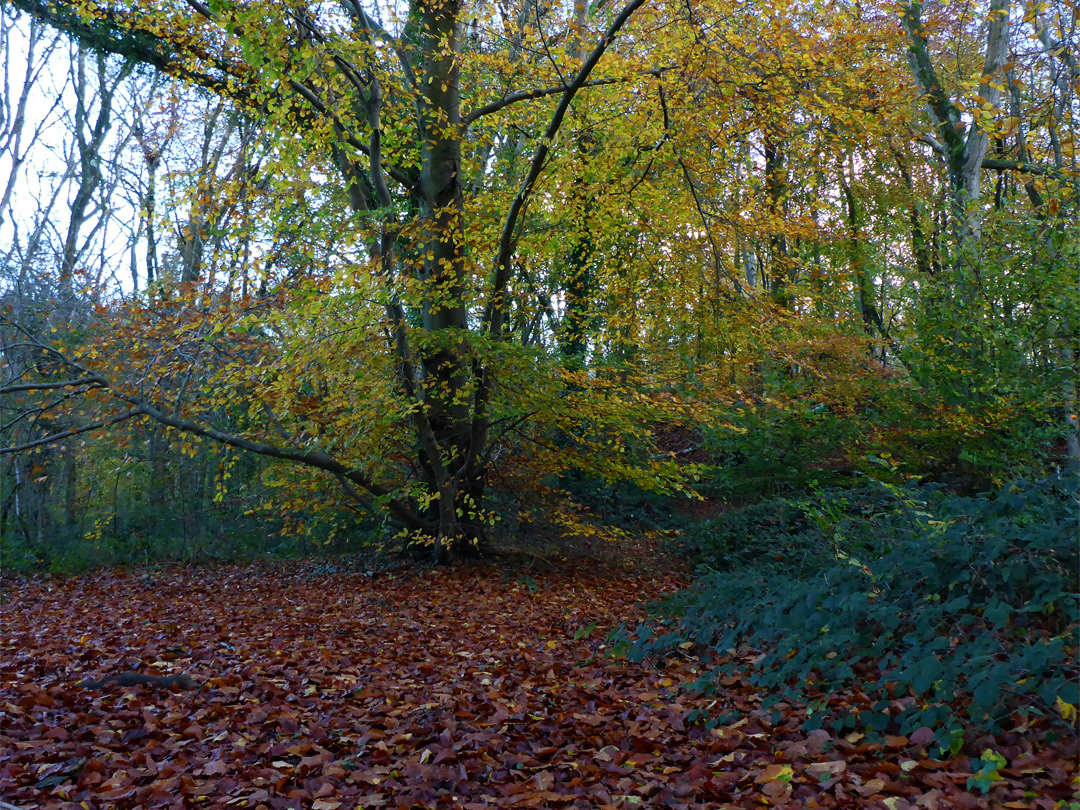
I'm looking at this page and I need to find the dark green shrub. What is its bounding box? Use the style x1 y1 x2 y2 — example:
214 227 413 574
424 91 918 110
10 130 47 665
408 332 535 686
671 485 901 573
699 405 862 500
640 474 1080 745
670 496 810 570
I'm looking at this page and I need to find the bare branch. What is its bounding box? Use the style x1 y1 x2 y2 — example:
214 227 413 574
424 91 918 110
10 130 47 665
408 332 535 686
463 67 671 126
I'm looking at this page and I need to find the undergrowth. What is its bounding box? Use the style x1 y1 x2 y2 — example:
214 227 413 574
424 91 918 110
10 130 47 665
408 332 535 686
634 472 1080 747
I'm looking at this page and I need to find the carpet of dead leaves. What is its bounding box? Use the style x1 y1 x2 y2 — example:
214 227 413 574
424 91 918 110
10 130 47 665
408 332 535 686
1 558 1076 810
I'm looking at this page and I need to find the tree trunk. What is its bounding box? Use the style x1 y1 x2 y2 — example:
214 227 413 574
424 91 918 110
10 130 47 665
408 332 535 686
902 0 1010 251
764 129 791 308
414 0 483 558
839 160 884 338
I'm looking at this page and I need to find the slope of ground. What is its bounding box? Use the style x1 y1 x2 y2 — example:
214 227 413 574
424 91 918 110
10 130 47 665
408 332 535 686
0 561 1075 809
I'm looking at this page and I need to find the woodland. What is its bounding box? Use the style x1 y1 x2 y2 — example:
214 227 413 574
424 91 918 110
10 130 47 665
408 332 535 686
0 0 1078 806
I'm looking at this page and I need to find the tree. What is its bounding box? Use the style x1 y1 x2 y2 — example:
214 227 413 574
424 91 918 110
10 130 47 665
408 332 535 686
900 0 1078 457
3 0 1074 568
4 0 692 562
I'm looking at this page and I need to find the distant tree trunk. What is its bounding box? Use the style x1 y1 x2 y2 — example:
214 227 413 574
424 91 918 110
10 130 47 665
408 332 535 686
63 448 78 531
764 128 791 308
1021 8 1079 464
133 118 165 287
902 0 1010 401
62 46 130 295
148 428 168 531
560 4 594 366
1063 346 1080 463
838 159 884 339
893 151 933 278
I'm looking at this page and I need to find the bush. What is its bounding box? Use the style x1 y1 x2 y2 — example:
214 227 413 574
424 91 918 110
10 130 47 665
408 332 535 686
698 404 862 500
640 474 1080 745
670 485 902 574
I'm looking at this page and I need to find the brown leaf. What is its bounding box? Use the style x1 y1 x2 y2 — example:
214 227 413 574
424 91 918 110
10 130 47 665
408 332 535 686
909 727 936 746
805 760 846 777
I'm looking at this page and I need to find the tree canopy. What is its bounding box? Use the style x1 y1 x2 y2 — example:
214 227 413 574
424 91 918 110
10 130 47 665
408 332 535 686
1 0 1076 561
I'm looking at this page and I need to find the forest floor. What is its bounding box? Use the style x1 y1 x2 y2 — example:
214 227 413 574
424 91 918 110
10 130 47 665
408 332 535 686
1 548 1076 810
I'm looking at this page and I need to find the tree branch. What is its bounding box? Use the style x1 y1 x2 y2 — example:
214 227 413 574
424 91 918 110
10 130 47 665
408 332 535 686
920 133 1066 178
0 376 105 394
8 0 241 95
1 411 140 454
901 2 967 184
116 391 431 531
463 67 671 127
483 0 650 337
14 0 416 191
337 0 418 91
981 158 1064 178
469 0 649 482
677 155 745 297
217 2 417 191
0 325 432 530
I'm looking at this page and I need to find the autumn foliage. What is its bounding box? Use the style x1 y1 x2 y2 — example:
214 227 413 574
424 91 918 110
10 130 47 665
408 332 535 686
0 0 1077 805
3 0 1076 561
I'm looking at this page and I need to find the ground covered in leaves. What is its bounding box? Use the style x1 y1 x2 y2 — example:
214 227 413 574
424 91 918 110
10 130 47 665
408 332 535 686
1 559 1076 809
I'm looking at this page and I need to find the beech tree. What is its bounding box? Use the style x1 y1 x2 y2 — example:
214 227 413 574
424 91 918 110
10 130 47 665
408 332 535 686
2 0 1074 564
4 0 693 561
